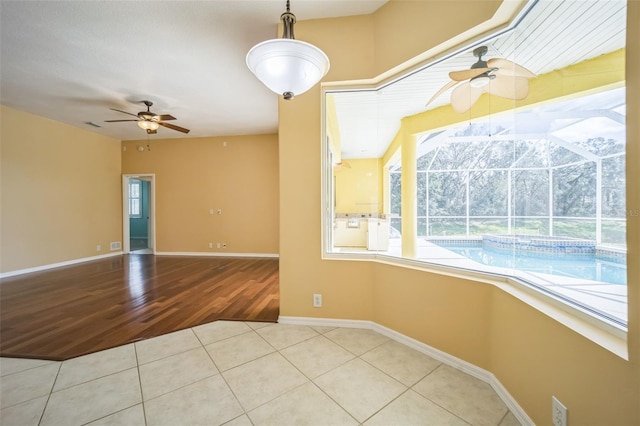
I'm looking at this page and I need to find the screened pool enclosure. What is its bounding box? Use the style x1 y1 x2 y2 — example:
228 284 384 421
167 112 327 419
389 87 626 248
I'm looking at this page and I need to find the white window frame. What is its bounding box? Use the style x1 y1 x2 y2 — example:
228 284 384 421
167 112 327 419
129 180 142 218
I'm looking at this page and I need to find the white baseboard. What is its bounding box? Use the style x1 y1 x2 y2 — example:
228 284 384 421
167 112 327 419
278 315 534 426
0 251 279 279
0 251 123 279
278 316 373 329
155 251 279 258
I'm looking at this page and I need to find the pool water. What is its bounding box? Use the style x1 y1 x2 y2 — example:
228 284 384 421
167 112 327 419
437 245 627 285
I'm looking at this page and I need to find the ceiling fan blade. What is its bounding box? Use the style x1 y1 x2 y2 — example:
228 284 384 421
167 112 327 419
488 58 536 78
450 82 483 114
109 108 139 118
104 119 138 122
425 80 460 108
485 75 530 100
449 68 491 81
158 121 190 134
158 114 176 121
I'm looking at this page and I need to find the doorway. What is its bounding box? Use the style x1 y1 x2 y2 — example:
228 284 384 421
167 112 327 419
123 174 156 254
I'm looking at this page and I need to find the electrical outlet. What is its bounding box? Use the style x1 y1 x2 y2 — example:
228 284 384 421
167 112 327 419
552 396 568 426
313 294 322 307
217 243 221 248
96 244 101 252
208 242 213 249
217 208 222 215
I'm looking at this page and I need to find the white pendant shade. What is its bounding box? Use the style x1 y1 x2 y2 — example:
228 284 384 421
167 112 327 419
247 38 329 99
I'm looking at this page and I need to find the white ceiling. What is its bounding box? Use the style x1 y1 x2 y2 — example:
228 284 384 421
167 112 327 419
0 0 386 140
332 0 627 159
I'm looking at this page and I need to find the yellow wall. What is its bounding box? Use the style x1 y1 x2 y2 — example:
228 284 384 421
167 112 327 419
372 264 493 368
278 12 377 321
627 0 640 365
0 106 122 272
372 0 502 76
280 2 639 425
121 135 279 254
334 158 383 214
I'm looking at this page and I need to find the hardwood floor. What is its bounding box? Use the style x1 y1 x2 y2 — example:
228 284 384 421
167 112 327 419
0 255 279 361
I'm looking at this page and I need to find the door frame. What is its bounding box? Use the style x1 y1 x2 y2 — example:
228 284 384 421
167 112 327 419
122 174 156 254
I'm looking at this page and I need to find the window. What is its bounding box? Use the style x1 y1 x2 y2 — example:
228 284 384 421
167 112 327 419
389 89 626 324
129 180 141 218
323 0 627 330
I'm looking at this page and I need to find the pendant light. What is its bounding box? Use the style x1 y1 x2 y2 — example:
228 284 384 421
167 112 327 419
246 0 330 100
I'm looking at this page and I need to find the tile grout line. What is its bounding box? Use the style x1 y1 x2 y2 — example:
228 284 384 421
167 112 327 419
199 324 273 419
133 341 148 426
348 349 482 425
223 323 351 421
307 371 363 425
249 326 362 425
231 329 306 415
358 386 414 425
337 342 410 424
4 353 145 425
37 361 61 426
279 326 386 424
408 363 470 423
498 407 513 426
409 363 506 425
309 328 480 425
137 349 220 404
135 349 197 367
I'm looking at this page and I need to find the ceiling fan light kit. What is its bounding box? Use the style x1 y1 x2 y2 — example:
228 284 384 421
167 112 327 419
104 100 190 134
469 75 491 88
246 0 330 100
137 120 159 131
425 45 536 114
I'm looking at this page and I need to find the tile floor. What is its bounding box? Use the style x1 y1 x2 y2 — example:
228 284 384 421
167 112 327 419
0 321 521 426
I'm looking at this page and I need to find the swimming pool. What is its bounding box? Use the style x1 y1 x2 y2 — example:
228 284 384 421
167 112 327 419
434 244 627 285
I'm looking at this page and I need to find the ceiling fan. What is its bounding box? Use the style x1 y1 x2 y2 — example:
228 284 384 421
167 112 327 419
426 46 536 114
105 100 190 134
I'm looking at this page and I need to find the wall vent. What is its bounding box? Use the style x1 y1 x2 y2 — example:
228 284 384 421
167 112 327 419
110 241 121 250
